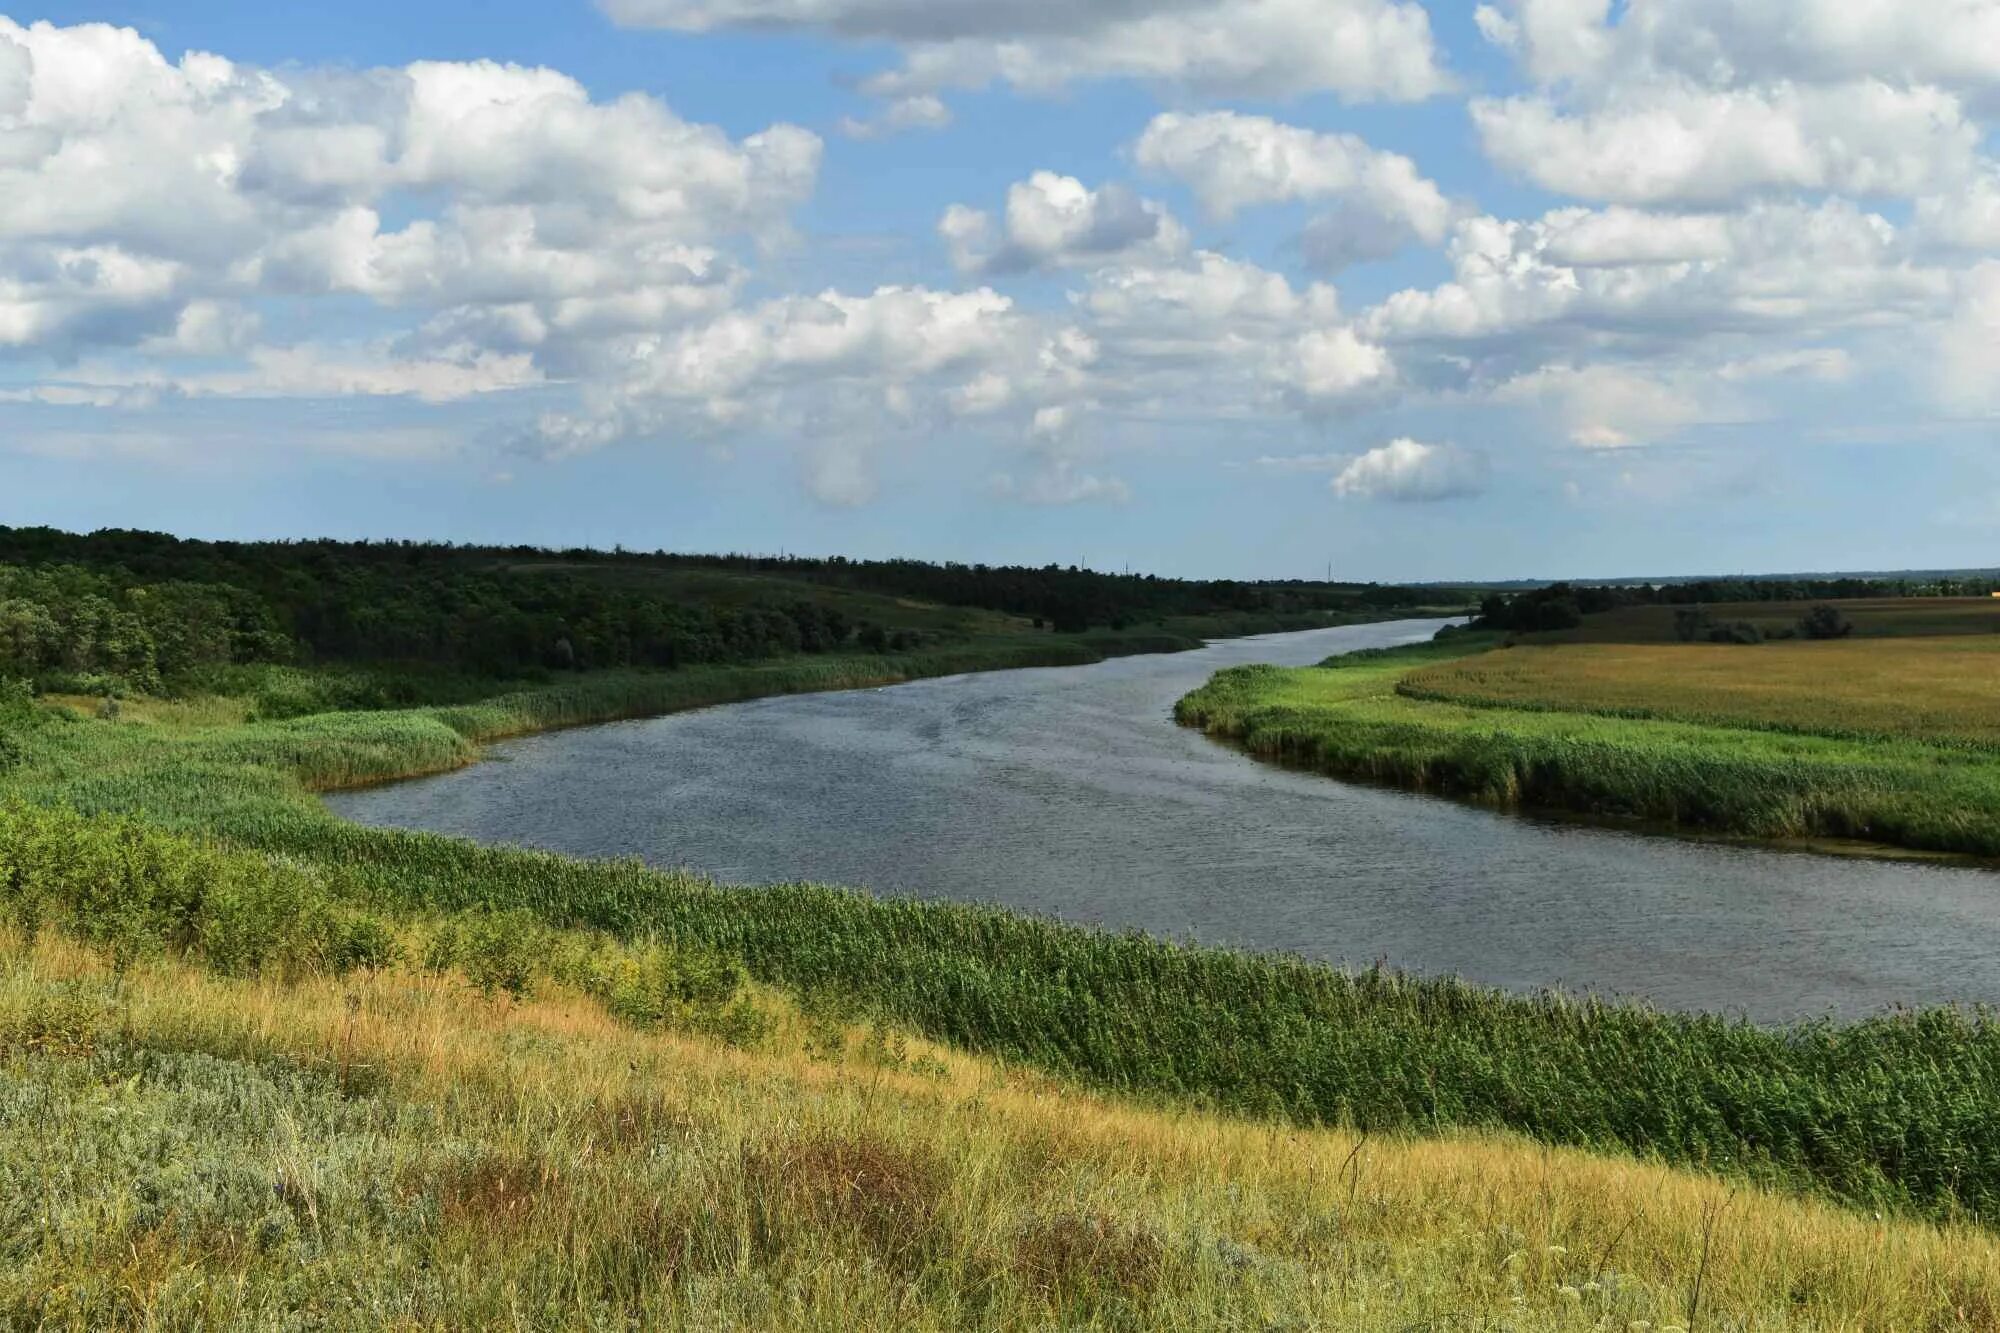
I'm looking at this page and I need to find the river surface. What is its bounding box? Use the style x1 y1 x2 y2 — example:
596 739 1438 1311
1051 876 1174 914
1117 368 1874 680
327 618 2000 1022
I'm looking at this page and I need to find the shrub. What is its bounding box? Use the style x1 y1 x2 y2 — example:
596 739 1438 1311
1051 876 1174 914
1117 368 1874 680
424 908 546 999
1799 604 1854 640
1672 606 1712 642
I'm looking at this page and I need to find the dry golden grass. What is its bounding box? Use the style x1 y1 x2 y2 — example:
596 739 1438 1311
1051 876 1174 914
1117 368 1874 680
8 931 2000 1329
1405 635 2000 748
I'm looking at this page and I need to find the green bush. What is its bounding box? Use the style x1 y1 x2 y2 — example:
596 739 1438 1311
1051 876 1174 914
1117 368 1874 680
0 802 394 978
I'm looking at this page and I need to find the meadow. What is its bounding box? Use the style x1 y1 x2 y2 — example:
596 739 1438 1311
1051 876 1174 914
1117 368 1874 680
1404 636 2000 749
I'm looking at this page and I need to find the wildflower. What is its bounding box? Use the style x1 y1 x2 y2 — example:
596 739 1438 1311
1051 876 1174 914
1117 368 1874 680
1558 1285 1582 1301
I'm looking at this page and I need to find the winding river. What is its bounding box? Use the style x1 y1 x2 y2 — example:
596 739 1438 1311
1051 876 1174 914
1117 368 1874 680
327 618 2000 1022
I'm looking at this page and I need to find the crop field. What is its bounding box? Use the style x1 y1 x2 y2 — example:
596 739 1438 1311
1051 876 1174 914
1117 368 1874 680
1404 635 2000 748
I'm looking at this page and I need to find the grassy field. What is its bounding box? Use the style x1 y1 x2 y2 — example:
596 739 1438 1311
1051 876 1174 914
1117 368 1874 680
1405 636 2000 748
1177 602 2000 858
16 932 2000 1330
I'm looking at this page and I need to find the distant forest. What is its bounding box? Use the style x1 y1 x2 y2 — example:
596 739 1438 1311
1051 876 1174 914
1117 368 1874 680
0 527 1446 692
1471 575 1999 633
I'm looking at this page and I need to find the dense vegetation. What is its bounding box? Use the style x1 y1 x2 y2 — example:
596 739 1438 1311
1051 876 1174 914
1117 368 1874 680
0 526 1452 691
1470 574 1999 634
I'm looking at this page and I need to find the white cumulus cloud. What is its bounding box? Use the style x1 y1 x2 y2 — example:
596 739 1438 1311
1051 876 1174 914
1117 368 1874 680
941 172 1187 273
1332 438 1489 500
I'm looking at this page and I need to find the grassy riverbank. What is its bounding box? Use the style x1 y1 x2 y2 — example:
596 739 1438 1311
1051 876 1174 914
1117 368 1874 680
1177 624 2000 858
17 931 2000 1329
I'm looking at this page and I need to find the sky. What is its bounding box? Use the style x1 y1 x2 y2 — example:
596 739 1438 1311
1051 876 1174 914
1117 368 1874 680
0 1 1998 581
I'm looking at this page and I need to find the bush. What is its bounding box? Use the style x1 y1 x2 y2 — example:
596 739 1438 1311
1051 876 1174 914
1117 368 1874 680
424 908 547 999
1799 604 1854 640
0 803 396 977
1707 620 1764 645
1672 607 1712 642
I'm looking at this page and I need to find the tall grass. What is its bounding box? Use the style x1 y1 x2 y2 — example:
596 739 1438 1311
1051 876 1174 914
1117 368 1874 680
9 785 2000 1226
13 934 2000 1329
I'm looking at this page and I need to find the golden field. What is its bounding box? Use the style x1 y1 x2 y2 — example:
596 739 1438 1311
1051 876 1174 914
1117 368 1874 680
1403 635 2000 748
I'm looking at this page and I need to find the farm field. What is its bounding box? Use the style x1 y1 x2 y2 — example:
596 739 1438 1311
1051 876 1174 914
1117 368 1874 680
1404 635 2000 748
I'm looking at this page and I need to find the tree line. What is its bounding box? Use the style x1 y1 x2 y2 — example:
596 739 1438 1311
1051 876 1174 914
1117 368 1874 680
1470 574 1995 634
0 527 1449 692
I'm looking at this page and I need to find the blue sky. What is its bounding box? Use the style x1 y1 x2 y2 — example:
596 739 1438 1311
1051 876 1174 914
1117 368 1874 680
2 0 1998 580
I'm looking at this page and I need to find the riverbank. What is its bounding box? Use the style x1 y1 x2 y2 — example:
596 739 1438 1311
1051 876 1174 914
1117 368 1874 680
15 927 2000 1329
1176 632 2000 860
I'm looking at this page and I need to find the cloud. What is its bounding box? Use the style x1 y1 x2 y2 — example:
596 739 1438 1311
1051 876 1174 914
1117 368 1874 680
1332 438 1489 501
601 0 1450 101
1473 0 2000 93
1133 112 1452 268
1362 201 1948 360
1493 363 1704 448
941 172 1187 273
1715 347 1853 383
528 283 1043 456
1915 168 2000 253
1281 326 1394 406
837 93 951 139
1067 251 1393 419
990 456 1131 505
1472 82 1978 205
1935 260 2000 415
1247 451 1348 473
0 17 817 373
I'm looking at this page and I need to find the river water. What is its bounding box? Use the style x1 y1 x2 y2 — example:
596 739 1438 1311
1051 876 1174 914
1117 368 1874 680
326 618 2000 1022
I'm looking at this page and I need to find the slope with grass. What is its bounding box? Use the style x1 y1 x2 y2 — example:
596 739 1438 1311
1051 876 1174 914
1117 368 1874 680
1176 614 2000 857
16 929 2000 1329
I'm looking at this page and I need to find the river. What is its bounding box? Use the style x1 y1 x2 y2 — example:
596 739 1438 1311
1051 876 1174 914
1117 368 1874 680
326 618 2000 1022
